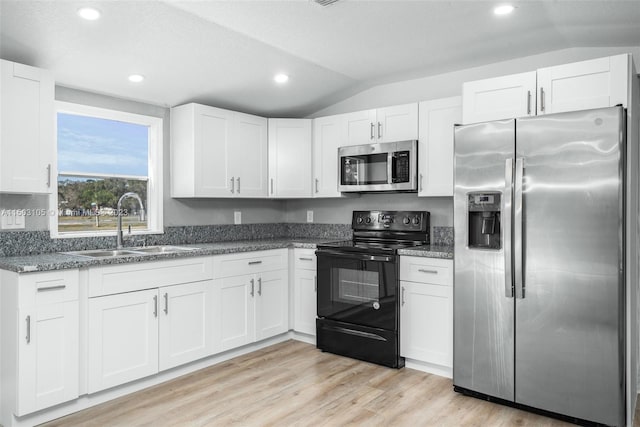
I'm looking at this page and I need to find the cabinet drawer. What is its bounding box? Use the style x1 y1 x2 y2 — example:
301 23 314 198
213 249 287 279
19 269 79 306
400 257 452 285
88 257 213 297
294 248 317 271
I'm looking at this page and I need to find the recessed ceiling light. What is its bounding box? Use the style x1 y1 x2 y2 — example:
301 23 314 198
77 7 101 21
493 4 515 16
128 74 145 83
274 73 289 84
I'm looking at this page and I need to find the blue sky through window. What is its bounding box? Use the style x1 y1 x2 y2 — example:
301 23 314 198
57 113 149 176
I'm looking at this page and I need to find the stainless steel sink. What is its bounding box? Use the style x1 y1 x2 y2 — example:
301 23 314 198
66 249 144 258
133 245 198 254
64 245 199 259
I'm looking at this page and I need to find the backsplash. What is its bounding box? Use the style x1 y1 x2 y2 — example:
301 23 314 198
0 223 353 257
432 226 454 246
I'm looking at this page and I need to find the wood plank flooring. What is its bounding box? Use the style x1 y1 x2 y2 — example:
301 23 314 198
40 340 582 426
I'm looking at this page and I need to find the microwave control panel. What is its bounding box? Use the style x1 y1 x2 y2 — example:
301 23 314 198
391 151 410 183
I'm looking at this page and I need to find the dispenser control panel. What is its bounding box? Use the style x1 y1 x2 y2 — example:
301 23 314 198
468 192 501 212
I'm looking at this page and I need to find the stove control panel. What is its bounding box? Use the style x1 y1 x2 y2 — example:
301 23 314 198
352 210 429 232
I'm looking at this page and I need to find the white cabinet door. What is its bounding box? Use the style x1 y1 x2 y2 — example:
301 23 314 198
293 268 317 336
313 114 343 197
194 106 234 196
87 289 159 393
232 112 268 197
400 281 453 368
159 281 215 371
217 275 255 351
343 109 376 146
17 302 79 416
268 118 312 198
418 97 461 197
255 270 289 340
537 54 628 115
462 71 537 124
376 103 419 143
0 59 54 194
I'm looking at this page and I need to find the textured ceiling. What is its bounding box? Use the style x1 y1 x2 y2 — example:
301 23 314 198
1 0 639 117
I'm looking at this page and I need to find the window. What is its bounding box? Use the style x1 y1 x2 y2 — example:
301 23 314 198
50 102 163 237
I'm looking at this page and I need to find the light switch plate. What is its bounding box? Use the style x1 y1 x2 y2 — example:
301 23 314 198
234 211 242 225
306 210 313 223
1 210 25 230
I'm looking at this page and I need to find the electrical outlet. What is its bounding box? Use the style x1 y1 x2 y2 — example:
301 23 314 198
1 210 25 230
234 211 242 225
306 210 314 223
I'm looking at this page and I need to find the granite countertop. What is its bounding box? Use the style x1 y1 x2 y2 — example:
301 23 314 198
0 238 453 273
0 238 339 273
397 244 454 259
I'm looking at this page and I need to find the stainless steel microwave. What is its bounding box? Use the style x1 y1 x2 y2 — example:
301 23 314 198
338 140 418 193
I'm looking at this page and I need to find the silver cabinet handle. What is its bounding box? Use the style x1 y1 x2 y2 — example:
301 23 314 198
514 157 524 299
46 164 51 188
258 277 262 296
299 257 313 261
237 177 240 194
270 178 274 195
26 315 31 343
164 292 169 315
504 158 514 298
37 284 66 292
370 122 375 139
540 87 545 112
419 173 424 192
248 260 263 265
526 90 532 115
401 287 406 306
153 295 158 317
377 122 382 139
250 278 255 297
230 177 235 194
315 178 319 193
418 269 438 274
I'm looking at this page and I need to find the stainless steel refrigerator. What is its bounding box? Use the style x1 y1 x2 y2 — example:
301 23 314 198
453 106 625 426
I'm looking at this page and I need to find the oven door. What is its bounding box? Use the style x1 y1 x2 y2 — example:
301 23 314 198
316 248 398 331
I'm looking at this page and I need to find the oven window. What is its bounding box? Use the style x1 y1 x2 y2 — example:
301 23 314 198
336 268 379 304
341 153 388 185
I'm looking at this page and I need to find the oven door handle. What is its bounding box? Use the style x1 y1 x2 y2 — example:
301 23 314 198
316 249 394 263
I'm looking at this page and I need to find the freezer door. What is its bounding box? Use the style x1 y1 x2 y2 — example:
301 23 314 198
515 107 625 426
453 119 515 401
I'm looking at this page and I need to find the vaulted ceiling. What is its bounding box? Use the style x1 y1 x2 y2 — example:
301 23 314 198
1 0 639 117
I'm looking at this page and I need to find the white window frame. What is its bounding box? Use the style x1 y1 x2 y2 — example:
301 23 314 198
50 101 163 238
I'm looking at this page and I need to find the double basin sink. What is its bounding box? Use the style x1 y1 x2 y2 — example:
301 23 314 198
66 245 199 259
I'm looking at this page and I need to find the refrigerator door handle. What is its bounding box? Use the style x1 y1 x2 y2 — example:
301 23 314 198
504 158 514 298
514 157 524 298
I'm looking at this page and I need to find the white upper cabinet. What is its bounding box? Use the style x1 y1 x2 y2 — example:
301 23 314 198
462 54 630 124
343 104 418 145
536 54 629 115
171 103 267 198
268 118 313 198
462 71 536 124
312 114 343 198
0 59 54 194
418 97 462 197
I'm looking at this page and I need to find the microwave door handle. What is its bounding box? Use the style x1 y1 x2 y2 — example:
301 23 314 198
387 152 393 184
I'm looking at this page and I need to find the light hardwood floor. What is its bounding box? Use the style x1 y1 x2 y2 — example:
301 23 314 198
41 340 581 426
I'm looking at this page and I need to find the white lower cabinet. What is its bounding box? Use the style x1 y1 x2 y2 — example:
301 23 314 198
87 288 159 393
292 249 317 336
215 249 289 352
1 269 80 420
400 257 453 377
158 281 216 371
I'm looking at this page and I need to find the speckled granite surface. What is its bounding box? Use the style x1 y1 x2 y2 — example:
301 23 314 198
0 238 337 273
432 226 454 246
397 244 454 259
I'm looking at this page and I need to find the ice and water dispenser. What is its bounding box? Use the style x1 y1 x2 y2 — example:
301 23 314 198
467 192 501 250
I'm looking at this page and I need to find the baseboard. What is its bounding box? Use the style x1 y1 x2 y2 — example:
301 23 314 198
404 358 452 379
